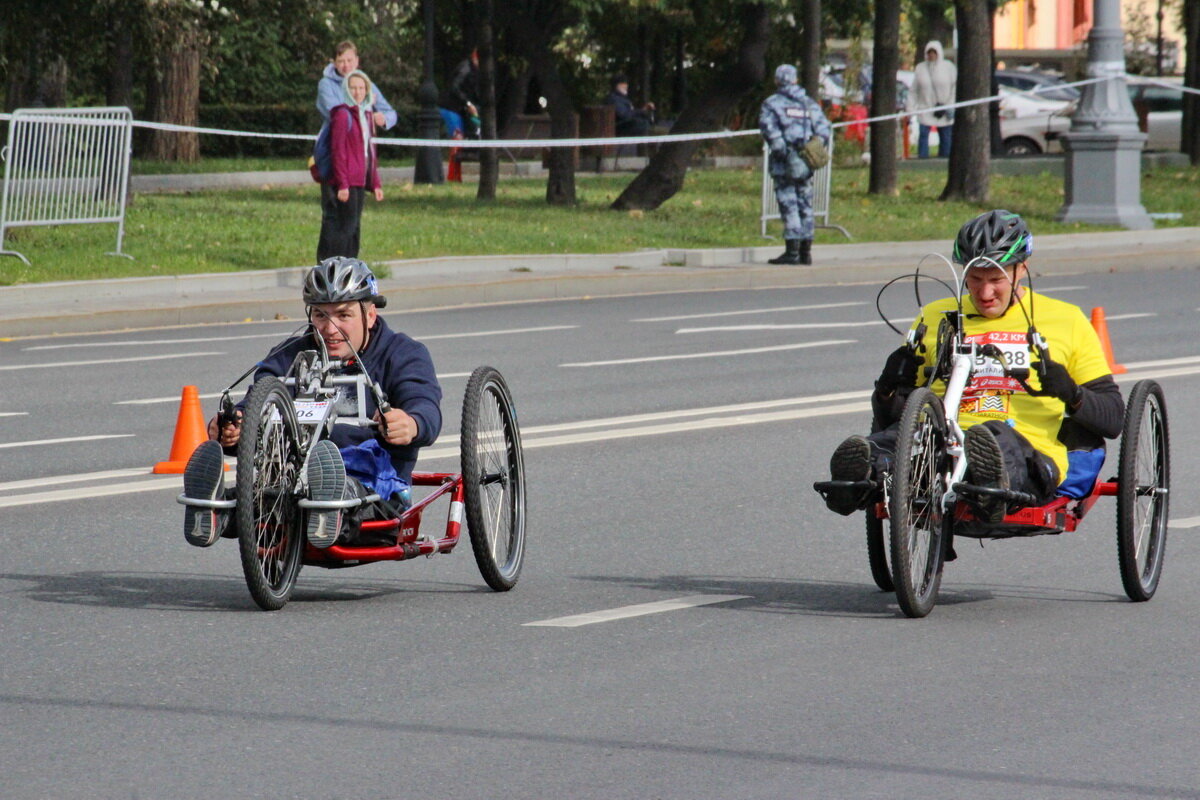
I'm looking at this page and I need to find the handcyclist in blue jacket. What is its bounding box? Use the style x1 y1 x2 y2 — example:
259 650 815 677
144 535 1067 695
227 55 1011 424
182 257 442 549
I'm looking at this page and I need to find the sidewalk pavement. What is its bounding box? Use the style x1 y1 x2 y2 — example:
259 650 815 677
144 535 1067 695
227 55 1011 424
1 226 1196 339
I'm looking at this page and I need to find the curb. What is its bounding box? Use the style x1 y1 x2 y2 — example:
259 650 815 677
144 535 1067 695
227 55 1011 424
1 228 1197 339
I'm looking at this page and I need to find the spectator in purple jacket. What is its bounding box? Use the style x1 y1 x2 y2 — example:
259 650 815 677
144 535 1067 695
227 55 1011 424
317 70 384 261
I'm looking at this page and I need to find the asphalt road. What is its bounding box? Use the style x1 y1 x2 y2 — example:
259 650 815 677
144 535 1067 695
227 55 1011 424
3 271 1199 799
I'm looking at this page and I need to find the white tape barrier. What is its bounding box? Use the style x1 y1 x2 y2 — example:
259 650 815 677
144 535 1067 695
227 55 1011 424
3 73 1190 151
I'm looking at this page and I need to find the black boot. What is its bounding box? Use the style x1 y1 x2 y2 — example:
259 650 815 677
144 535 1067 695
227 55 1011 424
798 239 813 265
768 239 801 265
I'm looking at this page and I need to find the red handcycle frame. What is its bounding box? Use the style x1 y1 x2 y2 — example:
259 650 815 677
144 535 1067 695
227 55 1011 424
303 471 465 566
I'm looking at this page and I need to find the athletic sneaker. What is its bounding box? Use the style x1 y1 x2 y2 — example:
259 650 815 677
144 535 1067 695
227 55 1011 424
965 424 1010 524
824 435 874 516
182 440 228 547
305 439 347 549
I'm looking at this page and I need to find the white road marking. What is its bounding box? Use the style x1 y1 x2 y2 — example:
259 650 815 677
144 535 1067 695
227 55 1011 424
1169 516 1200 529
1103 312 1157 321
1036 285 1089 293
116 392 226 406
1118 366 1200 382
0 477 184 509
0 467 149 492
0 434 135 450
634 302 865 323
1122 355 1200 369
0 412 29 417
523 595 751 627
0 352 223 371
419 325 577 340
437 372 472 379
561 340 854 367
677 321 883 334
24 332 292 350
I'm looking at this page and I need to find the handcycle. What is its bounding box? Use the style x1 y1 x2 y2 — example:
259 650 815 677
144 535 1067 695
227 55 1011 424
178 338 526 611
814 257 1170 618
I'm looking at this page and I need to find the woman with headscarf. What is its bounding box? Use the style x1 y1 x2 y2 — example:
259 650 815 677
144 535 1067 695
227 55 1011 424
317 69 384 261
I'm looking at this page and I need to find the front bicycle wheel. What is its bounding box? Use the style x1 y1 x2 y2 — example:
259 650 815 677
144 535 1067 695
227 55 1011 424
460 366 526 591
237 377 304 611
889 387 950 618
1117 380 1170 602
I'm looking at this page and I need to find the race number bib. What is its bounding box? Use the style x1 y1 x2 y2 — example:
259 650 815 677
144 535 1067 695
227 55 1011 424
784 107 809 120
959 330 1029 417
293 399 330 423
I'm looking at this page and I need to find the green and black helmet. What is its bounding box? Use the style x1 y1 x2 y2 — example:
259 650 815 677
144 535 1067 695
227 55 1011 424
952 210 1033 266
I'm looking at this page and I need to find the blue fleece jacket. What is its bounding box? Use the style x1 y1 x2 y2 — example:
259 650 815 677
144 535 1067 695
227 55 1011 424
246 316 442 483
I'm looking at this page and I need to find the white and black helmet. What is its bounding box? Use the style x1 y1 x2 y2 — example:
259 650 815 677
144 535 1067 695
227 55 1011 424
303 257 388 308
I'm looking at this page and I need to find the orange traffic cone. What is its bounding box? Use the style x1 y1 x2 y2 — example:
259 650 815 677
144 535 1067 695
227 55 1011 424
1090 307 1127 375
153 386 221 474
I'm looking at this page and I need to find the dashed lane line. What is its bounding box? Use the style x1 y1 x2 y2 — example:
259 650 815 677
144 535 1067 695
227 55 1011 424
633 302 865 323
0 352 224 371
523 595 751 627
0 434 135 450
1169 517 1200 529
561 340 854 367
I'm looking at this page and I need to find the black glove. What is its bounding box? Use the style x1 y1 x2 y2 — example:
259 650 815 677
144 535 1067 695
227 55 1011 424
1028 356 1082 407
875 346 919 395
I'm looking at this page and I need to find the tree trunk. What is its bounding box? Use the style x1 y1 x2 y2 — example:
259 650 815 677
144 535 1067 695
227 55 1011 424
940 0 990 202
869 0 901 195
1184 0 1200 165
506 5 576 205
477 0 499 201
107 8 135 108
612 3 770 211
148 26 201 162
800 0 822 100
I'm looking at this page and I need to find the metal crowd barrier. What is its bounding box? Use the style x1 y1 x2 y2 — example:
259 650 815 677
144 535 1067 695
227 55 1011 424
760 137 851 240
0 106 133 265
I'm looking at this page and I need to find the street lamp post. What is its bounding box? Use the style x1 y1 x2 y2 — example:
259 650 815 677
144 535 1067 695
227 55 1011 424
1056 0 1151 229
414 0 444 184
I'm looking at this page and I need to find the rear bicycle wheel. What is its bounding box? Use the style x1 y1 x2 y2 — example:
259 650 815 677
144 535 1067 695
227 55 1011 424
460 366 526 591
889 387 950 618
1117 380 1170 602
237 377 304 611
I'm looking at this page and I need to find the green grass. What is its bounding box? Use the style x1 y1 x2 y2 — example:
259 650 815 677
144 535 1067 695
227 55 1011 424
2 165 1196 286
130 155 415 174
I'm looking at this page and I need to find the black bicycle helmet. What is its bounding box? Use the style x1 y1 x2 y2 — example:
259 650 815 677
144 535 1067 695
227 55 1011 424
302 256 388 308
952 210 1033 267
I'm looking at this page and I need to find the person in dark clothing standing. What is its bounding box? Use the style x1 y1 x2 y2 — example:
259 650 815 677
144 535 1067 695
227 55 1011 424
605 73 656 137
438 51 481 138
317 70 383 261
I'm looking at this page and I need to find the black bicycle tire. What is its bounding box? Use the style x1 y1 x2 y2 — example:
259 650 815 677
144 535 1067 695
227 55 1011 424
866 511 894 592
889 387 949 618
460 366 526 591
236 377 304 611
1117 380 1170 602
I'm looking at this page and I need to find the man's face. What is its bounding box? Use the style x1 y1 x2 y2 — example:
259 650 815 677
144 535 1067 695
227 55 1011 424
927 49 938 62
615 81 629 95
310 301 376 359
348 75 368 104
964 264 1025 319
335 49 360 77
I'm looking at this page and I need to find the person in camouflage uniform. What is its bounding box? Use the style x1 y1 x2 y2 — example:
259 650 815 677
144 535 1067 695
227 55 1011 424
759 64 832 265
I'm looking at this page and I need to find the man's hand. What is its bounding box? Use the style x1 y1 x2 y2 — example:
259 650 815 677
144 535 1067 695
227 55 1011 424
1029 356 1082 408
374 407 418 446
208 411 243 448
875 346 919 395
337 187 350 202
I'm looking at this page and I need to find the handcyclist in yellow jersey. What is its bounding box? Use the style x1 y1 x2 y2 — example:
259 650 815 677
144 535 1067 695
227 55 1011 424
822 210 1126 524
